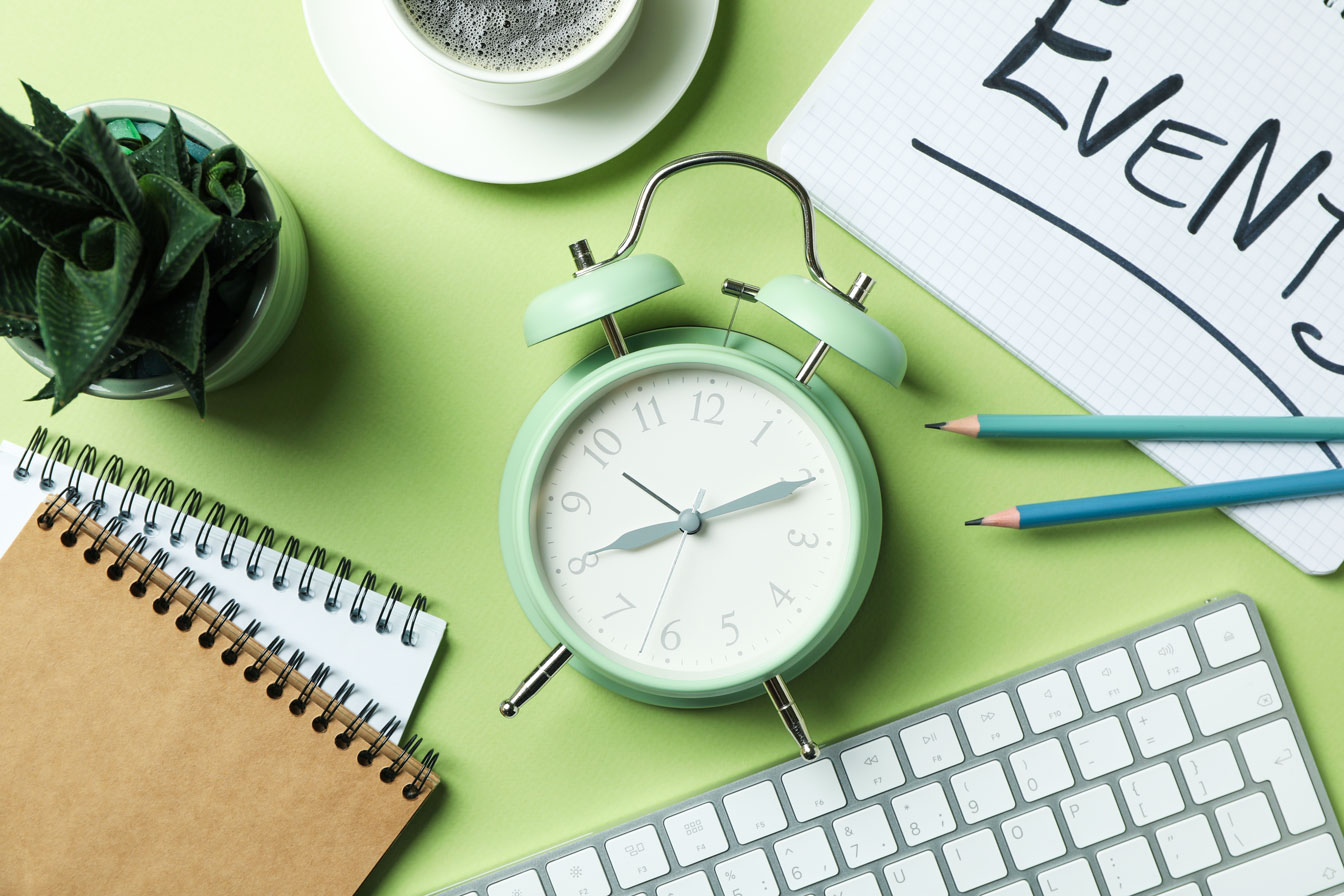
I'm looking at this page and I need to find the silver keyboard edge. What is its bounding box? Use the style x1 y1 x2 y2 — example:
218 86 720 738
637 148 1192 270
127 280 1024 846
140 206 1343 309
428 594 1344 896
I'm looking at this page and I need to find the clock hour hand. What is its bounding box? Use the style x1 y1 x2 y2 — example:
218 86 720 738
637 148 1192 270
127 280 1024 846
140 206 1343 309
700 476 815 521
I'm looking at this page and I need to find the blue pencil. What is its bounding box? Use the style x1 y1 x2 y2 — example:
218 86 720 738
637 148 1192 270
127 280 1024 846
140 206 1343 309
968 466 1344 529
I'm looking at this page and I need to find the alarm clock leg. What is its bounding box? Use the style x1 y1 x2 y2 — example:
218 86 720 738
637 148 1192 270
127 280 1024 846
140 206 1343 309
499 644 572 717
765 675 820 761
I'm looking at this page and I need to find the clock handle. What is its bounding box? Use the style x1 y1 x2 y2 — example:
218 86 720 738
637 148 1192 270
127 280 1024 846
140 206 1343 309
765 675 820 761
499 644 572 717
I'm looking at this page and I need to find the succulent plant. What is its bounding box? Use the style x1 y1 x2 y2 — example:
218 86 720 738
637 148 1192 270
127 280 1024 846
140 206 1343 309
0 83 281 414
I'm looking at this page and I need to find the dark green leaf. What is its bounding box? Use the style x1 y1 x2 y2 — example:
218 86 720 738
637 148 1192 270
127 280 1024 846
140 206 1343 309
140 173 219 295
127 112 188 182
22 82 74 144
0 317 39 338
0 178 95 260
62 112 147 230
0 101 106 204
204 161 245 216
124 255 209 371
0 216 42 318
26 345 146 402
207 214 279 280
34 221 144 409
163 348 206 417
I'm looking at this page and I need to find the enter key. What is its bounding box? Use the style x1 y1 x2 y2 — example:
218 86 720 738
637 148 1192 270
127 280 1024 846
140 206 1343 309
1239 718 1325 835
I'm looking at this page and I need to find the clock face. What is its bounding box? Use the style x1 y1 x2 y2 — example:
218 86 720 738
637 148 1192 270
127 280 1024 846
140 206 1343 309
531 360 857 685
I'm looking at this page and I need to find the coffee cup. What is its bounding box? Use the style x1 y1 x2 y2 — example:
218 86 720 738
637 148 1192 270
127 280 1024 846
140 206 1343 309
382 0 643 106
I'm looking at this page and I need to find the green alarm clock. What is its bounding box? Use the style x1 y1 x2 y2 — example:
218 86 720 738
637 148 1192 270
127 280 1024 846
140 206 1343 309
497 152 905 759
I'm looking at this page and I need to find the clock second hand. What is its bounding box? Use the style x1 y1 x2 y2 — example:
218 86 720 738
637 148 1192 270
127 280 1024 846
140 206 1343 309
638 488 705 655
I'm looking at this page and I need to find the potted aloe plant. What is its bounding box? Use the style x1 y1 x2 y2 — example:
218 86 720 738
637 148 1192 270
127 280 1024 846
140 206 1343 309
0 84 307 414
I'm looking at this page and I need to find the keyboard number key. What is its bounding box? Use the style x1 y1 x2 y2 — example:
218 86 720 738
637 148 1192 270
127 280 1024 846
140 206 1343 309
1076 647 1142 711
1001 806 1066 870
958 692 1024 756
606 825 671 889
1017 670 1082 734
831 805 897 869
1135 625 1200 690
715 849 778 896
1068 716 1134 780
898 714 964 777
892 782 956 846
724 781 788 844
1009 738 1074 801
664 803 729 867
546 848 612 896
773 827 838 891
950 760 1016 823
1177 740 1244 805
656 871 713 896
782 759 847 823
1194 602 1260 668
840 736 904 800
881 852 946 896
488 869 545 896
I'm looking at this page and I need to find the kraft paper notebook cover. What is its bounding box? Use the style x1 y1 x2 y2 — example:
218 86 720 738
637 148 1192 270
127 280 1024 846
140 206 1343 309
0 498 440 895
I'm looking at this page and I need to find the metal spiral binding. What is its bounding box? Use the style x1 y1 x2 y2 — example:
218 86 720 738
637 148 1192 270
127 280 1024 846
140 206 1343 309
273 535 301 590
246 526 275 580
220 512 249 569
14 426 46 480
119 465 151 520
168 488 203 546
325 557 354 611
143 477 174 533
194 501 227 558
88 455 123 513
377 583 405 634
34 492 442 803
298 546 327 600
403 594 427 646
38 436 70 490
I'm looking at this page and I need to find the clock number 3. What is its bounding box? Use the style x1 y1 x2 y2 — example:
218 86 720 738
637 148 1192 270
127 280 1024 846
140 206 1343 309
788 529 819 549
582 428 622 468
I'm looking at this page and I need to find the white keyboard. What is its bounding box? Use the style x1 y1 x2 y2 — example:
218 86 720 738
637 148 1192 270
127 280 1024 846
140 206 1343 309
431 596 1343 896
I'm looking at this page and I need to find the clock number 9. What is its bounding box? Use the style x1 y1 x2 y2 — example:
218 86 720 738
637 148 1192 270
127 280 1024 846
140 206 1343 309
582 428 622 469
568 552 598 575
787 529 819 549
560 491 591 514
661 619 682 651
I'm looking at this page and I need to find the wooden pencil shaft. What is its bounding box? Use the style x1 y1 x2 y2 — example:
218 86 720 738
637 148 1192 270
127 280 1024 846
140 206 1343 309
973 414 1344 441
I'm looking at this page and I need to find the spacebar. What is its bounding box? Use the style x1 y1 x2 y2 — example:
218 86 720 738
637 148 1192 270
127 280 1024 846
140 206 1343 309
1206 834 1344 896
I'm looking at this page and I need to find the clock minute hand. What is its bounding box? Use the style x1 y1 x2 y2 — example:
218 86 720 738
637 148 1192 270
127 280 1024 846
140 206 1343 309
591 518 684 555
700 476 815 521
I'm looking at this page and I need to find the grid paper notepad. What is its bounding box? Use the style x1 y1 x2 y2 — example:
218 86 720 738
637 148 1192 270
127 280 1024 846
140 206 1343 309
769 0 1344 573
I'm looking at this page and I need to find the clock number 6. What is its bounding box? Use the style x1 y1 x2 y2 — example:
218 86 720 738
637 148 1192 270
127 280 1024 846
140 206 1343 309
582 428 622 469
787 529 819 549
661 619 682 651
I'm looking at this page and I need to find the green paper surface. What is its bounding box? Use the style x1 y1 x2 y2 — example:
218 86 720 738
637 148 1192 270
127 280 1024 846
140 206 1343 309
2 3 1343 895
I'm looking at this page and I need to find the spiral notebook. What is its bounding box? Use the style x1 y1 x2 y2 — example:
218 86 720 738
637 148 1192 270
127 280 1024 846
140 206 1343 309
770 0 1344 573
0 428 447 731
0 496 439 894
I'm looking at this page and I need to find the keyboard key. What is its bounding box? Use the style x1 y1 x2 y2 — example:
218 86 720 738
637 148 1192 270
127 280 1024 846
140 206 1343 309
892 782 956 846
489 869 545 896
950 760 1015 823
1120 763 1184 824
1001 806 1066 870
656 871 712 896
1195 603 1260 668
1178 740 1244 804
724 782 787 844
1060 784 1124 848
1186 661 1281 735
1037 858 1100 896
1239 718 1325 834
958 692 1023 756
899 715 964 777
606 826 671 889
1127 694 1193 758
1068 716 1134 780
773 827 838 891
1156 815 1221 877
823 872 878 896
1215 791 1280 856
840 736 904 800
1017 669 1083 733
1158 887 1201 896
1009 738 1074 801
984 884 1031 896
664 803 729 866
1076 647 1142 711
1097 836 1161 896
1206 833 1343 896
715 849 778 896
942 828 1007 891
881 851 945 896
1135 625 1201 689
546 848 611 896
831 805 896 869
782 760 846 823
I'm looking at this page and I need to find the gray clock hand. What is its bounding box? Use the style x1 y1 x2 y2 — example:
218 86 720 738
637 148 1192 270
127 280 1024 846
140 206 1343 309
592 518 683 554
622 472 680 515
639 489 705 655
700 476 815 521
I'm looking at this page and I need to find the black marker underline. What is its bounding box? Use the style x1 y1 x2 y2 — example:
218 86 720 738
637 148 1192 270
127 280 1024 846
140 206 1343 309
910 138 1340 469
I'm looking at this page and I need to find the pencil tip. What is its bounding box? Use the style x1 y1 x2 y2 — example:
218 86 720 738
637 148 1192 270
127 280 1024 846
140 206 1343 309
925 422 946 429
965 518 983 526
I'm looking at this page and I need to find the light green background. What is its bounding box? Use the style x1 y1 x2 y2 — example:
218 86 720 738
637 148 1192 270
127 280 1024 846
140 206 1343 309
2 3 1341 894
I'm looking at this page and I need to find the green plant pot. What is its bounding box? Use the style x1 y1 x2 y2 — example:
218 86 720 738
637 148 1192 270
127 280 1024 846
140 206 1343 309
7 98 309 401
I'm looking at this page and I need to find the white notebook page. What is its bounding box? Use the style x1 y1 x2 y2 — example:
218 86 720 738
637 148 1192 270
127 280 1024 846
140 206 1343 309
0 440 446 735
770 0 1344 573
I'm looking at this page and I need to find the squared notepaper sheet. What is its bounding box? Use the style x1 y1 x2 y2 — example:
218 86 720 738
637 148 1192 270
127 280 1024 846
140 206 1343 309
770 1 1344 573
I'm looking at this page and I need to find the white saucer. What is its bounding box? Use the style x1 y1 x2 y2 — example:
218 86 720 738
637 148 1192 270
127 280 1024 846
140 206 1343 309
304 0 718 184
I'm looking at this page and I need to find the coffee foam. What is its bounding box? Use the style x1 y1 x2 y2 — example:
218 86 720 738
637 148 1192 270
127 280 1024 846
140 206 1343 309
400 0 622 73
